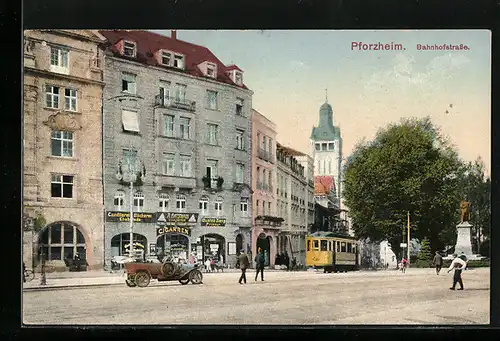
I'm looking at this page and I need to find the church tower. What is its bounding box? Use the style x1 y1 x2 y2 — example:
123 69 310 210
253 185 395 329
310 91 343 206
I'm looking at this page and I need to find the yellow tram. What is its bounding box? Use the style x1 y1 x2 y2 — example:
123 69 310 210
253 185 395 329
305 232 360 273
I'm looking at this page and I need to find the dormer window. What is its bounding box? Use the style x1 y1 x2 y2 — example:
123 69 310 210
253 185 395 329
235 72 242 85
161 51 171 66
123 41 136 57
206 63 217 78
174 54 184 69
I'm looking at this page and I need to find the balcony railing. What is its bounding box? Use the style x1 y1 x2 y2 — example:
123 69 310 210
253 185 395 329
257 148 274 164
155 94 196 112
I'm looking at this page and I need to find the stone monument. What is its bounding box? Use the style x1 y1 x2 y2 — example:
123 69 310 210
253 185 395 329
445 199 484 260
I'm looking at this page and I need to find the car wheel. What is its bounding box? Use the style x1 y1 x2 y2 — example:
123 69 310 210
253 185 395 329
135 271 151 287
189 270 203 285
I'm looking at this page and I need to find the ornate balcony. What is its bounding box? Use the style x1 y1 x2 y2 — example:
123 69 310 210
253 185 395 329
155 94 196 112
257 148 274 164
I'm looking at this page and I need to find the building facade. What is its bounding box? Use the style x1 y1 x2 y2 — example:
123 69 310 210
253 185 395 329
23 30 106 270
251 109 279 267
276 143 309 265
99 30 253 269
295 153 315 232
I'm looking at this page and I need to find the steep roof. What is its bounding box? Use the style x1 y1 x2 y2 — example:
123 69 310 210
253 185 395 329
314 176 336 195
99 30 248 90
276 143 306 157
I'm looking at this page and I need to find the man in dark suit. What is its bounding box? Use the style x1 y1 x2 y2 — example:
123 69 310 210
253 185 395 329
238 249 249 284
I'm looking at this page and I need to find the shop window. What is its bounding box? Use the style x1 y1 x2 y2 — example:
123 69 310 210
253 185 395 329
39 223 86 262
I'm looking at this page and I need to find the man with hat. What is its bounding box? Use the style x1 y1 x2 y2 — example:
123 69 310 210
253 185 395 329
238 249 249 284
432 251 443 275
447 254 467 290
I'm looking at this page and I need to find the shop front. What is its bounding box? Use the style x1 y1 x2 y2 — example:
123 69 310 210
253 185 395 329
156 226 191 261
252 216 283 267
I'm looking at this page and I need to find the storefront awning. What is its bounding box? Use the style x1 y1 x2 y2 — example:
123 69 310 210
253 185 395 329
315 203 341 216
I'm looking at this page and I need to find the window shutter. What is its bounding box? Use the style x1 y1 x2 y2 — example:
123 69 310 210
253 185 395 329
122 110 140 132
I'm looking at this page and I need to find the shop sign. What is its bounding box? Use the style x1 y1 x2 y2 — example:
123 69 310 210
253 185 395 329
156 212 199 226
106 211 155 223
200 217 226 227
156 226 191 237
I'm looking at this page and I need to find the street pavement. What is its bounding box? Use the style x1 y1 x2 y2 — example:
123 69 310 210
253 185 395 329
22 267 490 325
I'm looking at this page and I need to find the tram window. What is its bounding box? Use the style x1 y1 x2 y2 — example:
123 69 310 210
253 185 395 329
347 243 352 253
320 240 328 251
313 240 319 250
336 241 340 252
329 241 333 251
307 240 311 251
341 242 346 252
353 245 356 253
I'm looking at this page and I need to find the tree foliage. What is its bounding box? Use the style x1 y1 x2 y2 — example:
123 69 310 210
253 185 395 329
343 117 465 258
416 238 433 267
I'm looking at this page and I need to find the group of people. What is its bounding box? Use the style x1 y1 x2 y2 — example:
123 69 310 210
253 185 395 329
237 248 266 284
275 252 298 271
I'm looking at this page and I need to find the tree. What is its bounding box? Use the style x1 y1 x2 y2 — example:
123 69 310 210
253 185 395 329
343 116 464 258
416 238 433 267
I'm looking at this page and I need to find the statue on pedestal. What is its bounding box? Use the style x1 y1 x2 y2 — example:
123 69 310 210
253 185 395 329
460 199 471 223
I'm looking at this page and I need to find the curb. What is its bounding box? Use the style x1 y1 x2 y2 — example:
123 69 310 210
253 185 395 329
23 282 124 292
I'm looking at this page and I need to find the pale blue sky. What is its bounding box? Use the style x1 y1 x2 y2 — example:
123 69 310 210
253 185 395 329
153 30 491 173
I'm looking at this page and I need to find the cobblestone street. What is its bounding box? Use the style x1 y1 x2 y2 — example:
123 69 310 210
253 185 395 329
23 268 489 325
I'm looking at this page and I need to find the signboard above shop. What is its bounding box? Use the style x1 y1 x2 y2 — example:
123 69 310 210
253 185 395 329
156 226 191 237
106 211 155 223
200 217 226 227
156 212 199 226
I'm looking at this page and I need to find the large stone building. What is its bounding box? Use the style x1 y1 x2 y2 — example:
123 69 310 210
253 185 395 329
295 153 315 231
99 30 253 269
276 143 309 265
23 30 106 270
251 109 279 266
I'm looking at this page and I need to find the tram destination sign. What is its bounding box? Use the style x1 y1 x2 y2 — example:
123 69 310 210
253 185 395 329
106 211 155 223
156 212 199 226
156 226 191 237
200 217 226 227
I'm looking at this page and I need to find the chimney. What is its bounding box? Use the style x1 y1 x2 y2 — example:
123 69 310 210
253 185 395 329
171 30 177 40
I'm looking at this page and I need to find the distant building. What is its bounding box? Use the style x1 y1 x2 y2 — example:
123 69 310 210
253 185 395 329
23 30 106 271
99 30 253 268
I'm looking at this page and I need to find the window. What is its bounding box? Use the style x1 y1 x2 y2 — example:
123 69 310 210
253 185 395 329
123 41 136 57
45 85 60 108
236 129 245 150
64 89 77 111
328 143 334 150
307 240 311 251
206 159 218 179
207 90 218 110
39 223 85 261
121 109 140 133
240 198 248 214
320 240 328 251
268 138 273 155
199 195 209 214
207 124 218 145
315 143 320 151
235 72 242 85
163 153 175 176
341 242 346 252
328 161 332 174
256 200 260 215
159 193 169 212
322 143 327 150
256 166 261 183
347 243 352 253
215 197 223 215
174 84 187 102
268 170 272 187
51 174 74 198
114 191 125 210
179 117 190 139
133 192 144 212
329 241 333 251
263 136 267 151
235 98 244 116
174 54 184 69
235 163 245 184
262 201 266 215
159 81 171 105
268 202 271 215
180 155 192 177
313 240 319 250
263 169 267 186
122 72 137 94
161 51 171 66
50 47 69 73
206 63 216 77
164 115 174 137
336 241 340 252
176 194 186 212
123 149 138 173
51 131 73 157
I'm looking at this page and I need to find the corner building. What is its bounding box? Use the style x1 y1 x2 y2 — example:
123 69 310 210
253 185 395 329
23 30 106 270
100 30 253 268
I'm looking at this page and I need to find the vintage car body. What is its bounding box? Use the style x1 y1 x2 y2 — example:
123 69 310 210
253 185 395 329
124 261 203 287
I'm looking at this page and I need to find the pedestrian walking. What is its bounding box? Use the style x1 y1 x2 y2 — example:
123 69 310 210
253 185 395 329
447 254 467 290
400 257 408 273
255 248 265 281
210 258 215 272
432 251 443 275
205 258 211 273
238 249 249 284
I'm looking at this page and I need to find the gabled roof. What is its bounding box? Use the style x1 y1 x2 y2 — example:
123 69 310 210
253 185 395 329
226 64 243 72
314 176 336 195
99 30 248 90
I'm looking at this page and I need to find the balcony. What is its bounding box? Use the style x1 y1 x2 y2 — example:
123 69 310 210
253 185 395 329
155 94 196 112
257 148 274 164
156 175 196 189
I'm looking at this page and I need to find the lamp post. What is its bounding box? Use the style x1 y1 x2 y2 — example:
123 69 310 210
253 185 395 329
40 248 46 285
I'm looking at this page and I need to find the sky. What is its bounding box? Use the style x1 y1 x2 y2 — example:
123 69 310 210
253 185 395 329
153 30 491 175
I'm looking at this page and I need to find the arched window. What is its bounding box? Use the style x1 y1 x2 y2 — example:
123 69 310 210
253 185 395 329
240 198 248 216
39 223 86 262
159 193 169 212
199 195 209 214
133 192 144 212
215 196 223 216
114 191 125 210
176 194 186 212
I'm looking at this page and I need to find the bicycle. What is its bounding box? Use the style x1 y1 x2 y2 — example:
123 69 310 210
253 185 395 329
24 268 35 282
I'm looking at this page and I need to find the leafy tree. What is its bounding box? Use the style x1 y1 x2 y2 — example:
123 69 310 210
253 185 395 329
343 117 464 258
416 238 433 267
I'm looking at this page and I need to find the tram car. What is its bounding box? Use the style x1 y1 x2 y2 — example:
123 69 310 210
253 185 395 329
305 232 360 272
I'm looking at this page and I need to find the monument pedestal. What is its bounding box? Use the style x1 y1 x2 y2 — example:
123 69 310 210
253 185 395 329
444 221 484 261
